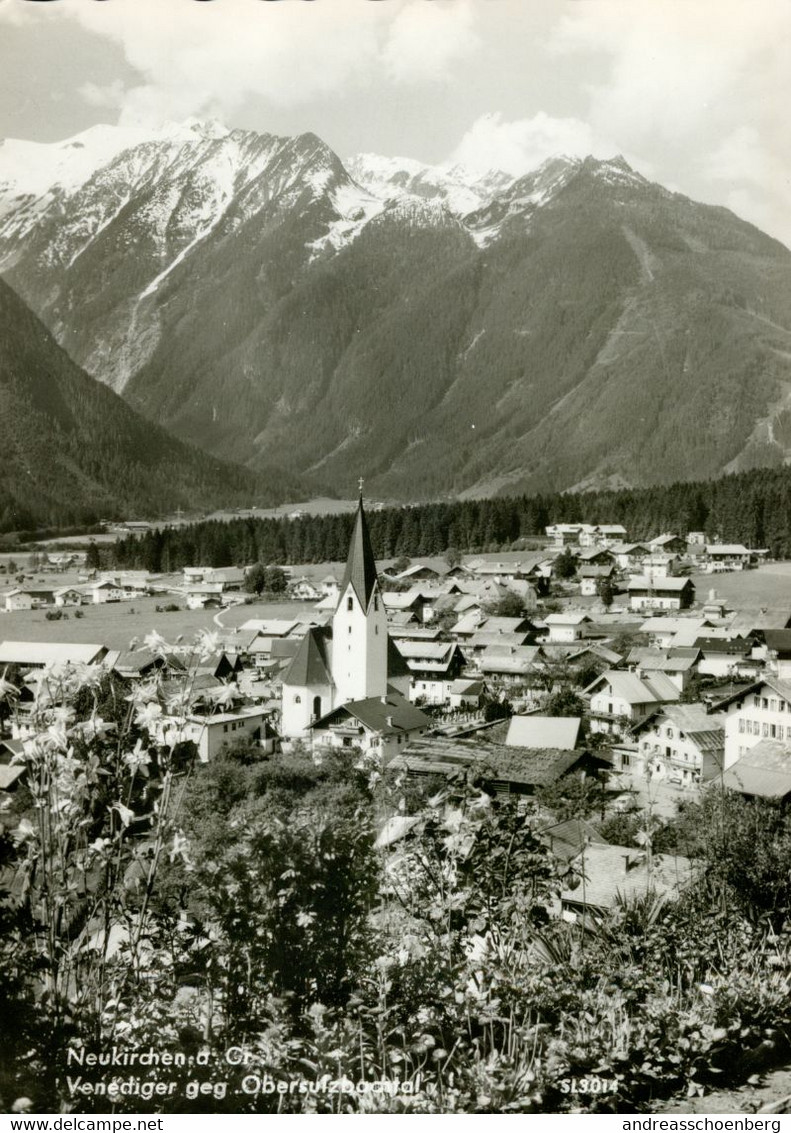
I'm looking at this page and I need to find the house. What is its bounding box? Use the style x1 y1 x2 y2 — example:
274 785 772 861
558 844 695 923
539 818 609 862
477 645 542 683
288 576 323 601
694 636 757 679
641 553 679 579
640 617 715 651
383 589 433 624
627 576 695 612
719 676 791 770
391 734 608 796
395 641 467 705
763 630 791 679
610 543 651 571
630 703 725 785
505 715 582 750
206 567 248 590
0 641 108 671
575 547 616 568
721 740 791 801
3 587 56 611
544 613 592 644
546 523 586 547
311 692 432 761
158 706 269 763
586 669 681 735
184 582 224 610
53 587 86 608
89 579 125 604
626 648 697 692
447 679 487 710
388 563 442 584
579 564 616 597
649 534 688 556
702 544 757 572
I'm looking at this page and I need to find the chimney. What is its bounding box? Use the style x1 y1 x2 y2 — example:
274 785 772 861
386 716 394 727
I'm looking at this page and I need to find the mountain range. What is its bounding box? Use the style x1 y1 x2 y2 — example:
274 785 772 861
1 119 790 505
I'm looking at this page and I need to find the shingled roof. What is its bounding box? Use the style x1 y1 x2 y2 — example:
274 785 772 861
281 627 333 688
340 498 379 610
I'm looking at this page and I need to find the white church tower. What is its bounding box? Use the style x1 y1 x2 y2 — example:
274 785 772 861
331 493 388 703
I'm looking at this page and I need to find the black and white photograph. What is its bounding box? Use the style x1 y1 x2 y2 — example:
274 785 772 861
1 0 791 1120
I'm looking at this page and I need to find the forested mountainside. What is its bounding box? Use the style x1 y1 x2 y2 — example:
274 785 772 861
0 277 302 532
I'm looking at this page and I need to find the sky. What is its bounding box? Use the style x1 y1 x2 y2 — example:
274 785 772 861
0 0 788 246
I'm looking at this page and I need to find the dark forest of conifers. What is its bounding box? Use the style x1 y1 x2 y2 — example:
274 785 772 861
110 464 791 572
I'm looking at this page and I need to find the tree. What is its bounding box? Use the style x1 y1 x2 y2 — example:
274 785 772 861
484 591 525 619
444 546 462 570
597 576 616 609
85 541 102 571
553 548 578 581
245 563 267 595
263 565 288 593
545 688 585 718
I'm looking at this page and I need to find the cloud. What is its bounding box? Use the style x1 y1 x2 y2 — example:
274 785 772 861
39 0 480 127
544 0 791 244
449 111 619 176
381 0 479 83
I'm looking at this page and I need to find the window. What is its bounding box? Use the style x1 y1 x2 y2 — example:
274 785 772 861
763 723 769 737
348 625 352 634
374 597 379 612
667 728 674 739
347 596 353 611
313 695 321 718
770 699 778 712
294 695 301 704
739 718 745 734
223 724 229 733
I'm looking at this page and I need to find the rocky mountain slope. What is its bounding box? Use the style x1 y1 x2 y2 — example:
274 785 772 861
0 276 299 531
2 123 790 501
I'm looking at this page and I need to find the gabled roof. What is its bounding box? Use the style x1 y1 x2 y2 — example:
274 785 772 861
0 641 107 667
721 740 791 798
387 636 414 680
281 627 333 688
628 576 694 592
586 669 680 704
560 844 695 910
505 715 581 750
314 691 431 736
539 818 609 861
340 498 379 609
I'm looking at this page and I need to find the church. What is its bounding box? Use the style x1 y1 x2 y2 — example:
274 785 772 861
280 496 432 758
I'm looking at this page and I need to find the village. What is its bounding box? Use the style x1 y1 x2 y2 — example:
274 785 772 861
1 502 787 925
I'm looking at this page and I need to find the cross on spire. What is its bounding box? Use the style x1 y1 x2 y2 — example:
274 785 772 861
357 476 365 498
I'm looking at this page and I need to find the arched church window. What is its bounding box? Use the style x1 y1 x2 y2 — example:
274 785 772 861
313 695 321 718
294 695 301 704
347 596 353 611
374 596 379 612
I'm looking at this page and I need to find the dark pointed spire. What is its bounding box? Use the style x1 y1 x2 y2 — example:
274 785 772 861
340 495 378 610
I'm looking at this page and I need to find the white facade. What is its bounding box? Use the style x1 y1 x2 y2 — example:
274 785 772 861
160 708 265 763
724 683 791 769
331 580 388 704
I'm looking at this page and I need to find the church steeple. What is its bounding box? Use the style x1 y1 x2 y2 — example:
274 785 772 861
331 488 388 703
338 493 379 612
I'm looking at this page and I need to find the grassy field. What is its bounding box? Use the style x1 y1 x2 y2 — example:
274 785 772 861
690 562 791 614
0 594 327 652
